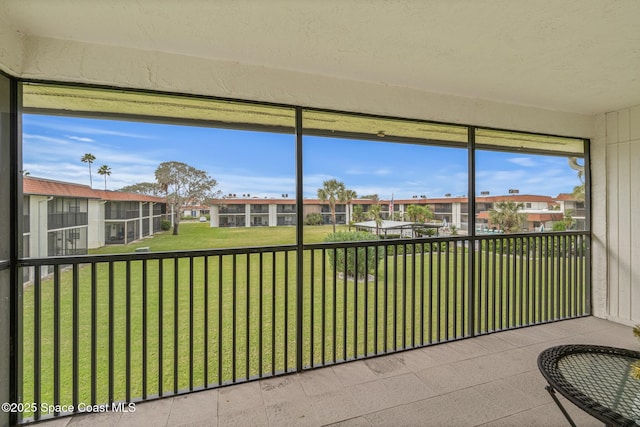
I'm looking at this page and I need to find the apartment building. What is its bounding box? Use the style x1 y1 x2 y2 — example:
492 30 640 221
23 176 167 258
209 194 582 232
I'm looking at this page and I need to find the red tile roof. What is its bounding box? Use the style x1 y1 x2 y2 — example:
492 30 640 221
24 176 101 199
24 177 165 203
555 193 582 201
526 213 565 222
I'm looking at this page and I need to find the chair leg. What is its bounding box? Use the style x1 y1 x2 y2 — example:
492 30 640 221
546 385 577 427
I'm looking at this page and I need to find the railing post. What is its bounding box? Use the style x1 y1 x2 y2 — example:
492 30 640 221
9 76 23 427
295 107 304 372
467 127 476 337
583 139 592 315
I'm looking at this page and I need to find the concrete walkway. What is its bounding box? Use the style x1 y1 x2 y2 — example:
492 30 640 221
37 317 636 426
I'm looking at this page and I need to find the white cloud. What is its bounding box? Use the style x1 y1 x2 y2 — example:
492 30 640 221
24 132 162 181
23 133 72 146
476 166 579 196
25 119 154 139
216 173 295 198
67 135 95 142
345 167 392 176
507 157 537 167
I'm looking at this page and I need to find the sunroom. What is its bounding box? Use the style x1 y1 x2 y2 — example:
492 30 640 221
1 1 639 426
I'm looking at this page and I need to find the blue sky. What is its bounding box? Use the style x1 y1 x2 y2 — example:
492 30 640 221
22 114 583 199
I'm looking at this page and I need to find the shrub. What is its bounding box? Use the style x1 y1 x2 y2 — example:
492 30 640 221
479 235 586 257
380 233 402 239
415 227 437 237
386 241 427 256
305 212 324 226
160 220 172 231
324 231 385 279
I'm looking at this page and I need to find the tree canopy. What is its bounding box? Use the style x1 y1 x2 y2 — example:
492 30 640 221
119 182 162 196
405 204 433 223
97 164 111 190
488 201 527 233
368 203 383 234
352 205 366 222
317 179 346 234
81 153 96 188
340 188 357 230
155 161 220 235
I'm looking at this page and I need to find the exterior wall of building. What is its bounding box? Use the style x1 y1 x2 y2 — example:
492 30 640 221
452 202 463 230
593 105 640 325
302 204 322 220
269 204 277 226
210 198 571 232
210 205 219 227
24 190 166 256
88 199 104 249
28 195 50 258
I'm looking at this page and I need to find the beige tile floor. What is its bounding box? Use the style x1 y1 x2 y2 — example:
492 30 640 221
36 316 637 426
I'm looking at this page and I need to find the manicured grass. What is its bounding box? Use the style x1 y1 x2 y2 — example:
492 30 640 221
20 225 587 418
89 223 348 254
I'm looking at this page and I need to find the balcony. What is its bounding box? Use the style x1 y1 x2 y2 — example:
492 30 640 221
47 212 88 230
105 210 140 220
17 231 596 425
219 206 246 214
3 4 640 427
34 316 632 426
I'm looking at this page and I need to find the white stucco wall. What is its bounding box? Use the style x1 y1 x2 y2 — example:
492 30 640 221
87 200 104 249
210 205 219 228
594 106 640 325
29 195 49 258
0 12 24 76
0 34 594 139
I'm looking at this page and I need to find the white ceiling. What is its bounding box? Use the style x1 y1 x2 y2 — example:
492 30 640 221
2 0 640 115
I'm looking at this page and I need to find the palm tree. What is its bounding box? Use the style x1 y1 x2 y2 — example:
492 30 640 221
352 204 365 222
368 203 383 236
405 204 433 223
81 153 96 188
97 164 112 190
317 179 346 233
340 188 357 230
571 170 585 201
488 201 527 233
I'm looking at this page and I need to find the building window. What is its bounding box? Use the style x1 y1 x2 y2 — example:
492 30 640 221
47 227 88 256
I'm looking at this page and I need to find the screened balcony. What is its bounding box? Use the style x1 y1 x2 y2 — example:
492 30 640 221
5 81 596 425
2 2 640 427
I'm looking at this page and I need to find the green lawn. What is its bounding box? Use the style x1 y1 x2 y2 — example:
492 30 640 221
89 223 346 254
21 224 587 417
